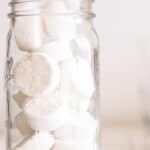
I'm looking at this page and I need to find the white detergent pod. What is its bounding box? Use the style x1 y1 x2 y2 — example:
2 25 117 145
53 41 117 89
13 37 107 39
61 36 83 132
13 91 30 109
68 90 91 111
43 8 76 40
23 93 68 131
62 57 94 97
76 37 92 53
15 15 43 52
70 37 92 63
15 112 34 136
13 53 60 96
42 41 72 62
53 140 96 150
53 111 97 141
76 21 98 49
76 20 91 38
42 1 76 41
13 132 55 150
59 59 93 111
71 57 95 97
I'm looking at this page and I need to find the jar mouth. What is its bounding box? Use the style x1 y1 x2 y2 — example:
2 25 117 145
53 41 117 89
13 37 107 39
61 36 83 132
8 0 96 18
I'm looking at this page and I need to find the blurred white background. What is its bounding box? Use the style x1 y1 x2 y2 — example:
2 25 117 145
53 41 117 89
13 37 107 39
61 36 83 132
1 0 150 149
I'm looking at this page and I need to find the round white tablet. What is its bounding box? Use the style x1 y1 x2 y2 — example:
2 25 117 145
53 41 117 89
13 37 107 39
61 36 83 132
15 112 34 136
53 140 96 150
15 15 43 52
13 53 60 96
13 132 55 150
42 41 72 62
23 93 68 131
53 111 97 141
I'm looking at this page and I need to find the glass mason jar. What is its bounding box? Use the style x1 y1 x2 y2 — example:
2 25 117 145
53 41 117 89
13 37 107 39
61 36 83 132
5 0 100 150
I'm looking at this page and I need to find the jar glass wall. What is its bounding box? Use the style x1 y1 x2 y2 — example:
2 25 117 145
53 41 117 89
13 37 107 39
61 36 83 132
5 0 100 150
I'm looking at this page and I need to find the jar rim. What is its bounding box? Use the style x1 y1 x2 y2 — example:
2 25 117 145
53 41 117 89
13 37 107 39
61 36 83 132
9 0 40 5
8 0 96 18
